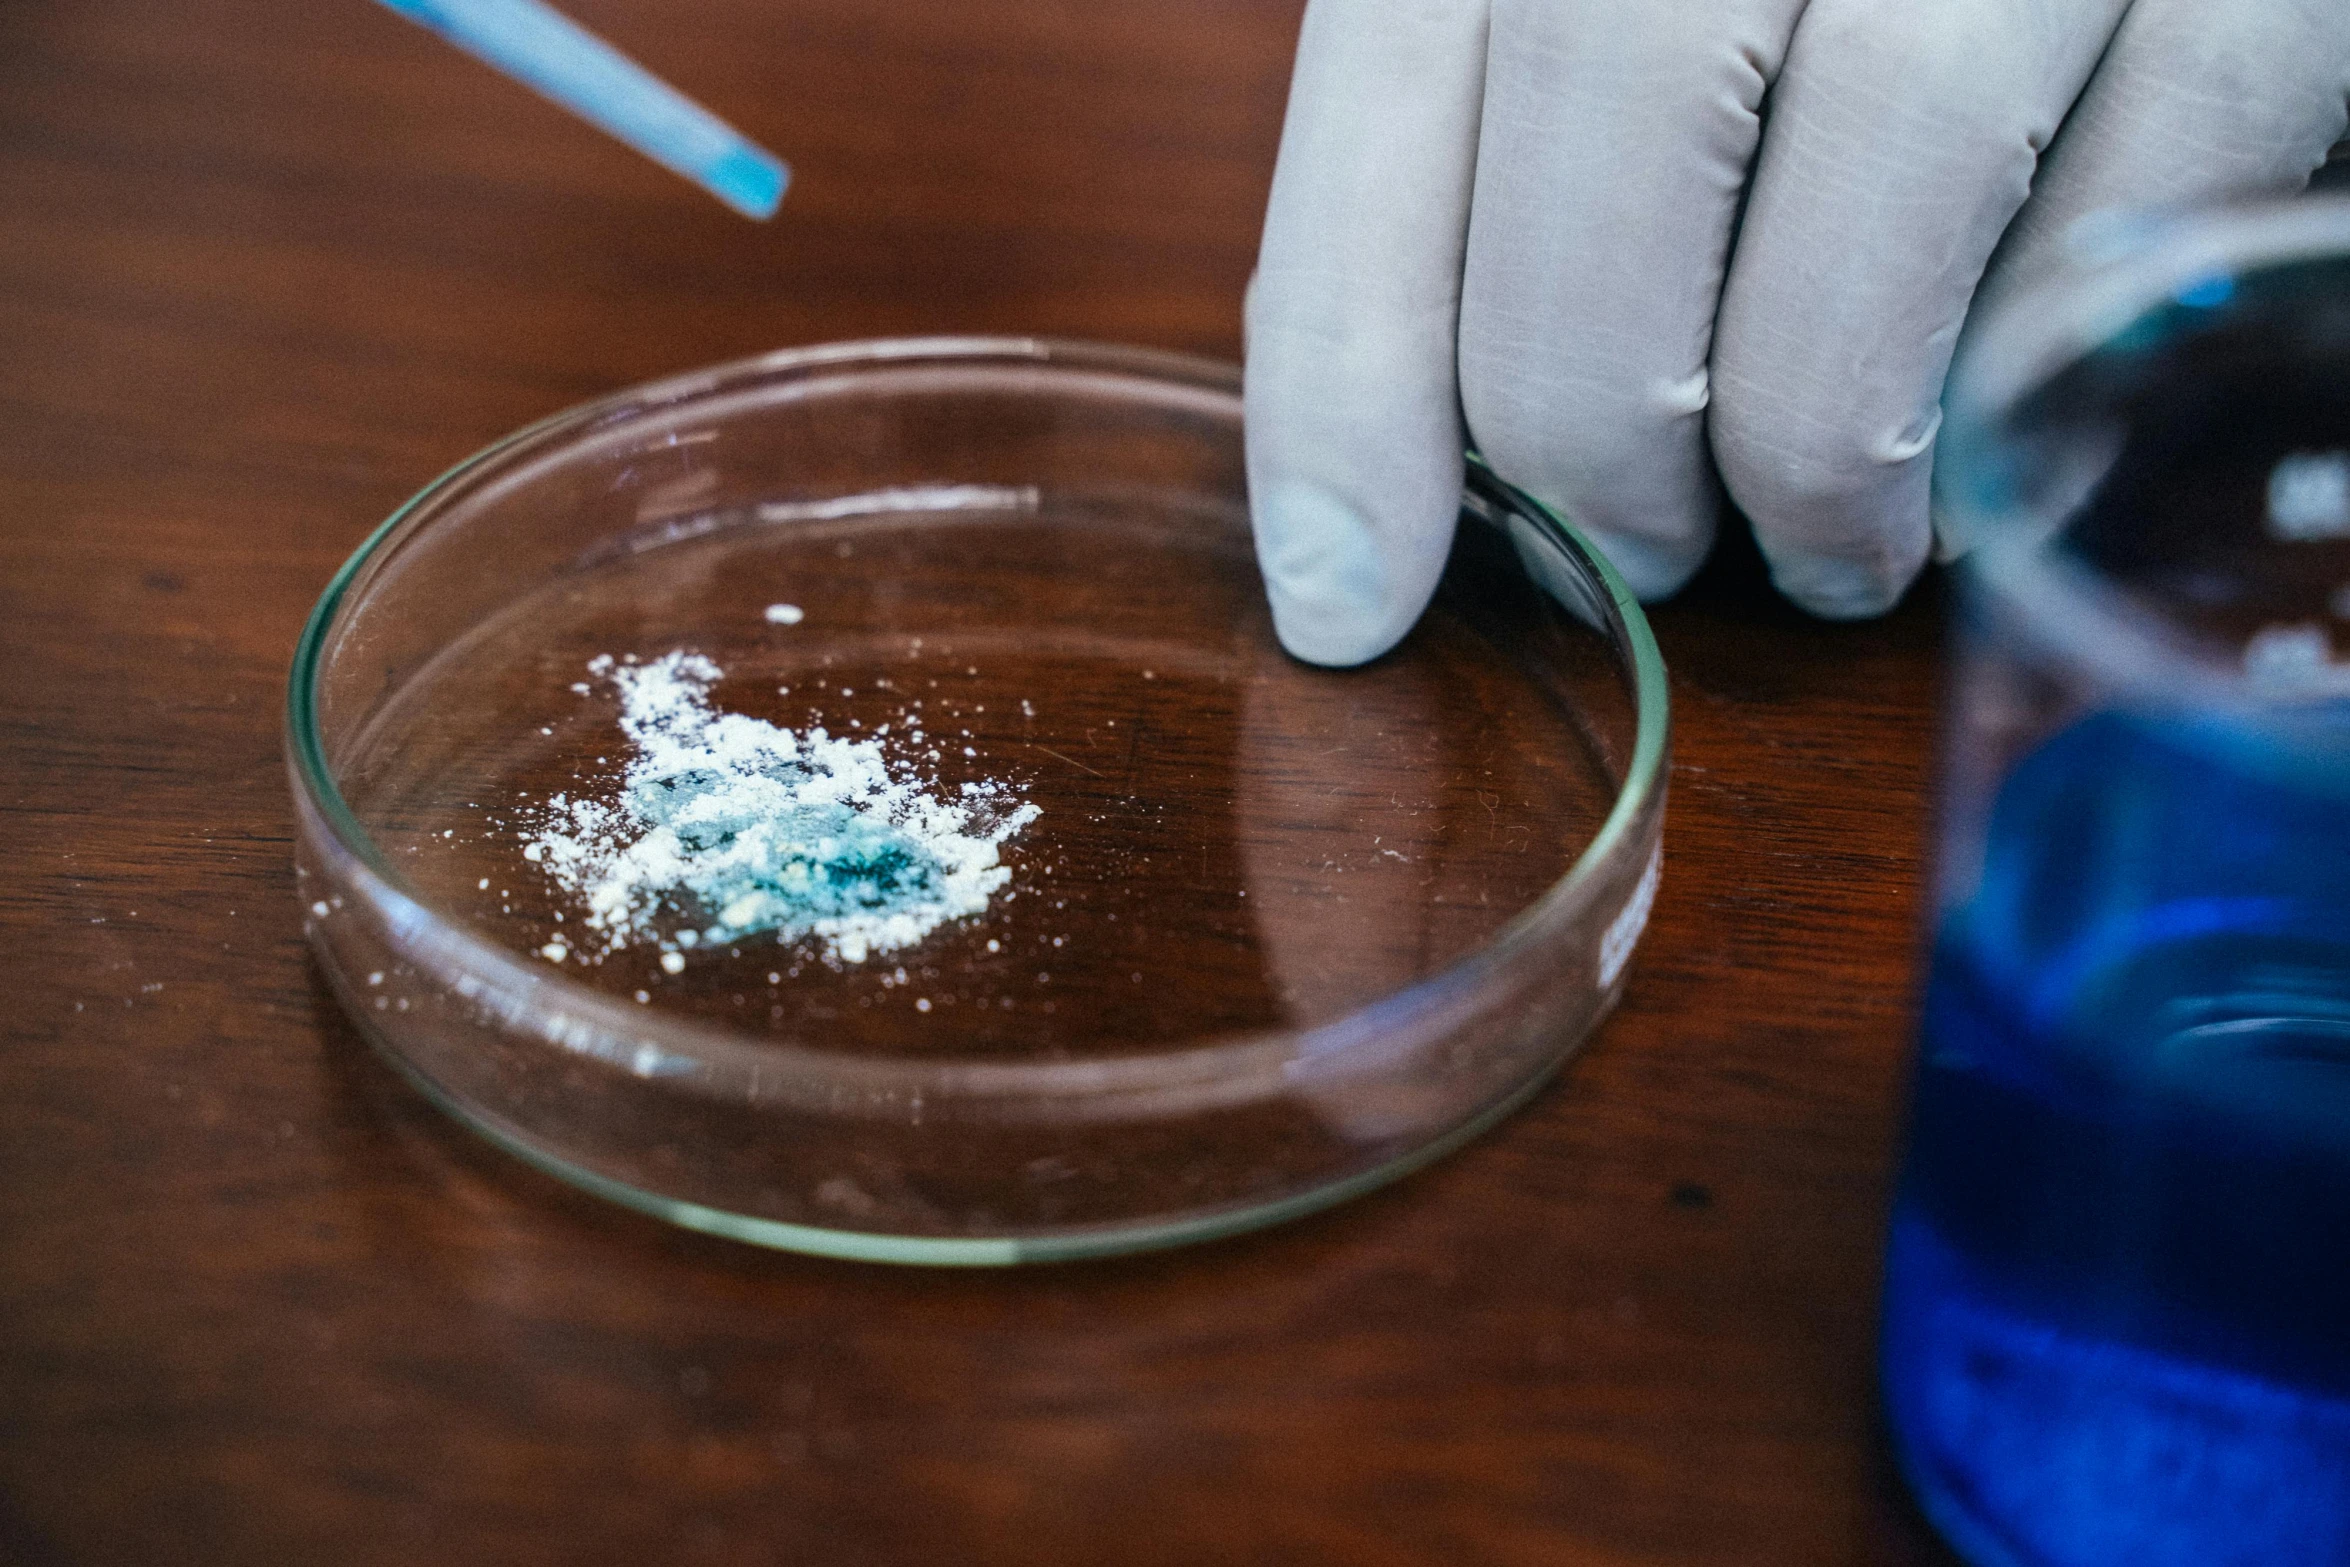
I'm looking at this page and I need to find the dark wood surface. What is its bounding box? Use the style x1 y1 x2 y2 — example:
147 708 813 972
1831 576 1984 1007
0 3 1964 1561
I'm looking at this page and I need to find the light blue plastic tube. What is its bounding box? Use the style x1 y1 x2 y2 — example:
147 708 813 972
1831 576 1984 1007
373 0 787 219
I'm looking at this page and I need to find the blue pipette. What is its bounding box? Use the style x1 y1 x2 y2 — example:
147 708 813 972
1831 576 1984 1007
372 0 787 219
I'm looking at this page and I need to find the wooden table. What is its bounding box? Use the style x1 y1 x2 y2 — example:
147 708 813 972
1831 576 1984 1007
0 3 1962 1561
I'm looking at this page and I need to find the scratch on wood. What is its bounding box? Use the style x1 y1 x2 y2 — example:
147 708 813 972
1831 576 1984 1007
1027 743 1103 777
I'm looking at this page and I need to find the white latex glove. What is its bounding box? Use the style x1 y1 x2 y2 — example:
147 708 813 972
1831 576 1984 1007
1245 0 2350 665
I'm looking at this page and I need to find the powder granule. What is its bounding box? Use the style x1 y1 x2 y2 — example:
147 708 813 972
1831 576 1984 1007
527 651 1038 968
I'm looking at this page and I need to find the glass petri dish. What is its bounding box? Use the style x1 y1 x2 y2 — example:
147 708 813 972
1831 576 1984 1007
287 338 1669 1264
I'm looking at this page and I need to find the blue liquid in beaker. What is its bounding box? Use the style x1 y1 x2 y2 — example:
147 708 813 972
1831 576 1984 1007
1884 710 2350 1567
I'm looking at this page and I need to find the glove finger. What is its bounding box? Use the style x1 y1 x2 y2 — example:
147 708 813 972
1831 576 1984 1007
1973 0 2350 330
1245 0 1491 667
1709 0 2128 618
1458 0 1806 601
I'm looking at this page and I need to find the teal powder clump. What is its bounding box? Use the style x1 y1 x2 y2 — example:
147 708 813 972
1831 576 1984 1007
527 651 1039 967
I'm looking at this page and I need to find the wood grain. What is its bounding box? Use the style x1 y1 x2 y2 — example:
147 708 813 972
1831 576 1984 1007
0 2 1962 1561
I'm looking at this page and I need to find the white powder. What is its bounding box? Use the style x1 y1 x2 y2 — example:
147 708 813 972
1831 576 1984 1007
526 651 1038 969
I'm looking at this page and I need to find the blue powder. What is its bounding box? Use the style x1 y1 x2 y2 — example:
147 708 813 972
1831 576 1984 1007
528 651 1038 967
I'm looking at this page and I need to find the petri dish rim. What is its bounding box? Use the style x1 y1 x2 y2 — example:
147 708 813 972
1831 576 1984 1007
285 337 1669 1258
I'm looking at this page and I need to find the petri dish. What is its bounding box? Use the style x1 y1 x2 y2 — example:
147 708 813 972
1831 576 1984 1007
287 338 1669 1264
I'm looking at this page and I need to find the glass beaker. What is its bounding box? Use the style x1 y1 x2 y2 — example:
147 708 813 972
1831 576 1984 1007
1885 199 2350 1566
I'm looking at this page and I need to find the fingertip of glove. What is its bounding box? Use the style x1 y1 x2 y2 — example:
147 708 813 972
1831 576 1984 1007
1577 526 1709 603
1269 608 1407 668
1767 550 1914 621
1254 480 1423 667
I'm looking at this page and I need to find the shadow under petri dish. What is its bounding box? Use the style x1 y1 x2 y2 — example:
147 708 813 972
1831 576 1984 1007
339 491 1622 1067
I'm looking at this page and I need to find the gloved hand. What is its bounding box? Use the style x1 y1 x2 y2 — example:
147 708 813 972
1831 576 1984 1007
1244 0 2350 665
